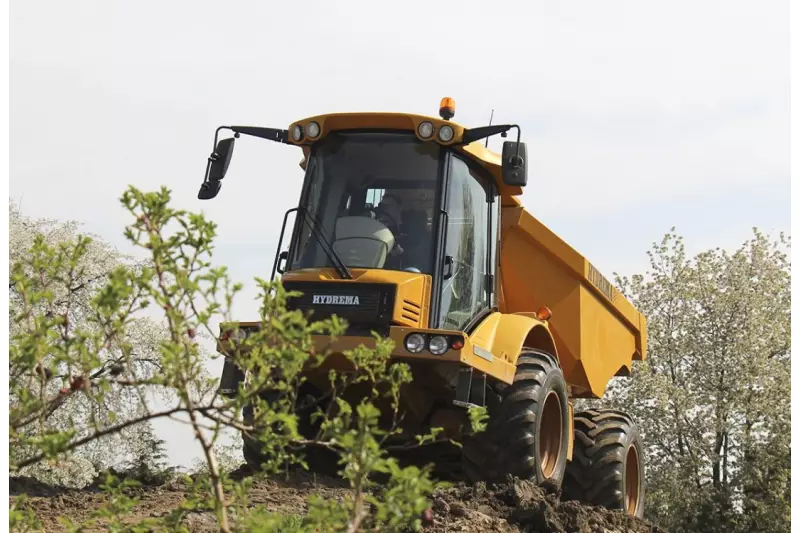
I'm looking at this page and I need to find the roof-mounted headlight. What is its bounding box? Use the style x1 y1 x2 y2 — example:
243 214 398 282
438 125 454 142
418 121 434 139
307 121 320 138
291 125 304 142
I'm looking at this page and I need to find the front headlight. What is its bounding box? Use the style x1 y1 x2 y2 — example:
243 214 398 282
405 333 426 354
231 329 248 342
429 335 449 355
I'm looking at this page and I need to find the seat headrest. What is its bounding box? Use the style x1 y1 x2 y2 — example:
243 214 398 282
335 216 395 245
332 216 396 269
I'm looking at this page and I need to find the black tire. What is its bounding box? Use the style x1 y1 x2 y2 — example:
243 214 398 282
241 401 275 470
563 409 645 518
241 386 340 476
462 348 570 488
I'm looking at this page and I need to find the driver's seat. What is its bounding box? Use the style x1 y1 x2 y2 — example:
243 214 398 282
332 216 396 269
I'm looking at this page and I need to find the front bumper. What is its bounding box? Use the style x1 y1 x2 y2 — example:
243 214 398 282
315 326 514 383
217 325 516 397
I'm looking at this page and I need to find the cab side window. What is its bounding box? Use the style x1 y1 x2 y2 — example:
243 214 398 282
439 156 491 330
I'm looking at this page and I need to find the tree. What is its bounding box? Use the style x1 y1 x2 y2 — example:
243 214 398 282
9 203 172 486
607 229 791 533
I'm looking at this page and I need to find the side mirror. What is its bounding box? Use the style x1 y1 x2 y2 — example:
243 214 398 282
209 137 235 181
501 141 528 187
198 137 235 200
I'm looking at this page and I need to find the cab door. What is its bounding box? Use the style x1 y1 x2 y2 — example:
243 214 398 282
437 154 497 331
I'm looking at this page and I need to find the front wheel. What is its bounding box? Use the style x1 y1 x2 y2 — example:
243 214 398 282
563 409 645 518
462 348 570 488
241 385 340 476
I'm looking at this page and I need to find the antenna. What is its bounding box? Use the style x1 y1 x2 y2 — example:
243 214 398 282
485 109 495 147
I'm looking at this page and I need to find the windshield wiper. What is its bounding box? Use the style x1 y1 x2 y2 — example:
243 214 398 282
299 207 353 280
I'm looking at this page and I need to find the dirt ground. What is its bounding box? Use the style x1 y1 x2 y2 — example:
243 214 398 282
10 469 665 533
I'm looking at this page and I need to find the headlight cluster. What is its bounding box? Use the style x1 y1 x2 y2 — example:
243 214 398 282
417 121 456 143
291 121 321 142
290 119 454 144
404 333 465 355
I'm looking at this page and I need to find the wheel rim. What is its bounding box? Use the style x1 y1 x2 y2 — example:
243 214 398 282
625 445 641 515
538 390 563 479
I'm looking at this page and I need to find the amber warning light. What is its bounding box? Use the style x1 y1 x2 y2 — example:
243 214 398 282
439 97 456 120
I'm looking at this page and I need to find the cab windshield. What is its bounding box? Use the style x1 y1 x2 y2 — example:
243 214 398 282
289 132 441 275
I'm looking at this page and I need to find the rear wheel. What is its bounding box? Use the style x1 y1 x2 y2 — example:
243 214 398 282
462 348 569 487
563 409 645 518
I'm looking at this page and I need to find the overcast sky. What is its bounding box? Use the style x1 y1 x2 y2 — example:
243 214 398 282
10 0 790 468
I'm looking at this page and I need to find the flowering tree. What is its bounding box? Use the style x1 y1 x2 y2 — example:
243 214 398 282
9 203 171 486
607 229 791 533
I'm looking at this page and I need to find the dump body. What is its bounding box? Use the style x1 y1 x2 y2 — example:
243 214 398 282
499 196 647 398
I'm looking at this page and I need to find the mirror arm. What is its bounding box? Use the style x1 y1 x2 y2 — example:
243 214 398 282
230 125 289 144
198 126 236 190
507 125 523 165
205 125 289 181
461 124 512 144
199 125 290 192
201 157 213 185
459 124 523 158
215 125 290 144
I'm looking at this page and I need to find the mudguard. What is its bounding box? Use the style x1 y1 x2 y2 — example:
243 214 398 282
468 312 559 368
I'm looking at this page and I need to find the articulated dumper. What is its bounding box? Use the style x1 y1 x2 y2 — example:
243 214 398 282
200 98 648 518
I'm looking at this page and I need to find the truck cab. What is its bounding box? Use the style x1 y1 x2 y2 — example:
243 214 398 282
283 127 500 335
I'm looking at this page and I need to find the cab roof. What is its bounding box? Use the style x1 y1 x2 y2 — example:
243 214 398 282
288 112 523 197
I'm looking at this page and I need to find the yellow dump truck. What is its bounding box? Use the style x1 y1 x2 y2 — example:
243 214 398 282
200 98 648 518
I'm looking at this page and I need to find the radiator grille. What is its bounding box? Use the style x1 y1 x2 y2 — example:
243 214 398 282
282 281 395 328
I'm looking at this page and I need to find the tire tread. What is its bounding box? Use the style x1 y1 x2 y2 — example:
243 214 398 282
563 408 645 518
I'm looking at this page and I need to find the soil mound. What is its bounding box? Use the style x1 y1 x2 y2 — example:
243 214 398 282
9 471 665 532
427 478 664 533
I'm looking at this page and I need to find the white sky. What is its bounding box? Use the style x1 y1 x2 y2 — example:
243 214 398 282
10 0 790 468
